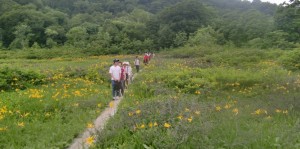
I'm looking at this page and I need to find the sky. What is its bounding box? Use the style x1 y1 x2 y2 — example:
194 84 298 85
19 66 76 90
261 0 287 4
248 0 288 4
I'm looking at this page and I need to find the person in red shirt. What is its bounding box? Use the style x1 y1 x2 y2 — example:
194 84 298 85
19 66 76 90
143 53 148 65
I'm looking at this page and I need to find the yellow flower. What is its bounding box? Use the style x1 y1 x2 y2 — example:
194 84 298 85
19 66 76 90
85 136 95 145
177 115 183 120
0 106 8 114
153 122 158 127
283 110 288 114
128 112 133 116
109 101 114 108
18 122 25 127
97 103 102 108
73 103 79 107
164 123 171 128
224 104 231 109
45 112 51 117
266 115 272 119
215 106 221 111
194 111 201 115
87 123 94 128
135 110 141 114
232 108 239 115
195 90 201 95
148 122 153 128
185 108 190 112
74 90 82 97
253 109 262 115
21 112 30 117
0 127 7 131
141 124 146 129
187 117 193 122
275 109 282 113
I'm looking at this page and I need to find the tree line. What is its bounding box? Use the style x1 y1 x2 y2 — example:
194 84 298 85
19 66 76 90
0 0 299 54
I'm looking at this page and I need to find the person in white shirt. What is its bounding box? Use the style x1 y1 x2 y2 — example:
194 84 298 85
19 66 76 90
109 59 121 100
121 62 130 88
125 62 133 86
134 56 140 72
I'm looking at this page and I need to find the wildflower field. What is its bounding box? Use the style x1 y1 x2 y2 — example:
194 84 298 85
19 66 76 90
94 47 300 148
0 46 299 148
0 55 133 148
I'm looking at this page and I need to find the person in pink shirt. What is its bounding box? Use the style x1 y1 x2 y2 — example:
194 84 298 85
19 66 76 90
120 62 127 96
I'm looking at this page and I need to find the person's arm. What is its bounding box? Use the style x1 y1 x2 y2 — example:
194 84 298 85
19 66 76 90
110 73 116 80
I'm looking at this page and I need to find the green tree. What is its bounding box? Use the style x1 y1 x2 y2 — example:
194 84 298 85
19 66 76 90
248 30 296 49
9 24 33 49
66 26 88 48
188 26 222 47
275 0 300 42
173 32 187 47
45 28 58 48
217 9 274 46
158 0 213 33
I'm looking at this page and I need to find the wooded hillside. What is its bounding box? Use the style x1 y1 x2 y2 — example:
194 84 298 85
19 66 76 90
0 0 299 53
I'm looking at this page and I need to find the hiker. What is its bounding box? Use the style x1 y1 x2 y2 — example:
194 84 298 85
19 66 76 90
134 56 140 72
143 53 148 65
147 52 151 62
148 52 152 61
120 62 127 96
125 62 133 86
109 59 121 100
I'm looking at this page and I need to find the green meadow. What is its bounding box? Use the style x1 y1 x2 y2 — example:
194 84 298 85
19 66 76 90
0 46 299 148
1 0 300 148
93 46 300 148
0 53 134 148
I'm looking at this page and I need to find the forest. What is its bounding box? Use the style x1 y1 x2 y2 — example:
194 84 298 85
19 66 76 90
0 0 299 54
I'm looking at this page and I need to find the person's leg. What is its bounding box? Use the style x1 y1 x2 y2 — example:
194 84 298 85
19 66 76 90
111 80 116 99
120 80 124 96
129 75 132 83
117 80 123 97
136 65 139 72
135 65 138 72
127 75 131 84
125 74 129 88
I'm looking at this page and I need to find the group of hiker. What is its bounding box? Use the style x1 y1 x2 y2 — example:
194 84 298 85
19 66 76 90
143 52 155 65
109 52 154 100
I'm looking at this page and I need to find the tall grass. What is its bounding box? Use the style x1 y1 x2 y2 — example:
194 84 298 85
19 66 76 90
93 47 300 148
0 55 134 148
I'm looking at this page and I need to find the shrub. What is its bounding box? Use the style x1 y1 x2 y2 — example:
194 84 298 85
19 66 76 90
280 49 300 71
0 67 46 91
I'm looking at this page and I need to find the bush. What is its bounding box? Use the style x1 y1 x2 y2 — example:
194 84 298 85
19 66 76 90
165 45 223 59
0 67 46 91
247 30 296 50
188 26 225 47
280 49 300 71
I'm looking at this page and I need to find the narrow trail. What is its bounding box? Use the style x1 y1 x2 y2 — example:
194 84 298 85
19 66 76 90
68 71 140 149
